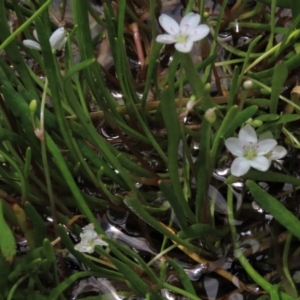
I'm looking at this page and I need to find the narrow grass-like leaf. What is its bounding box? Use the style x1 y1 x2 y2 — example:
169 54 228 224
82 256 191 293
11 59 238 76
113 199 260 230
181 53 216 111
0 68 40 155
41 239 55 273
124 193 207 252
195 119 211 222
255 114 279 121
210 105 239 166
24 202 47 248
290 0 300 28
0 253 10 293
178 223 227 240
107 240 159 283
251 50 300 79
246 180 300 239
167 258 197 296
45 135 103 232
49 271 101 300
64 58 95 81
159 180 187 229
270 62 288 114
0 0 46 98
160 87 195 223
226 170 300 185
13 204 35 249
173 53 218 91
223 105 258 139
226 185 294 300
111 258 148 295
8 247 43 281
256 114 300 133
0 201 16 262
227 66 240 112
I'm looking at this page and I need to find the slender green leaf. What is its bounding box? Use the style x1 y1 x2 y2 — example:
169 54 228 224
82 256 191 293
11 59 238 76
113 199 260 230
270 62 288 114
0 200 16 262
246 180 300 239
24 202 46 248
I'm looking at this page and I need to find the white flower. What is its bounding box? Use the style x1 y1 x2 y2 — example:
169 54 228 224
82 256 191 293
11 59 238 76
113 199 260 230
23 27 67 51
258 131 287 161
156 12 210 53
225 125 287 177
74 223 108 254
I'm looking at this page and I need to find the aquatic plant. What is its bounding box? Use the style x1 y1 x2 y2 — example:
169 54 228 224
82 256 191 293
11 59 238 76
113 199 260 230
0 0 300 299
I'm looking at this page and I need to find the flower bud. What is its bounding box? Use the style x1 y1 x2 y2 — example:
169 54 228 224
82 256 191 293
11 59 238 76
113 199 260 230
243 80 253 90
29 100 37 114
204 83 211 93
186 95 197 111
249 119 263 127
204 107 217 124
49 27 67 50
203 12 210 20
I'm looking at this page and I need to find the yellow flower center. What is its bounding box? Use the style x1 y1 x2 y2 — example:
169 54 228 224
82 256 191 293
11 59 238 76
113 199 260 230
176 34 189 43
243 144 258 160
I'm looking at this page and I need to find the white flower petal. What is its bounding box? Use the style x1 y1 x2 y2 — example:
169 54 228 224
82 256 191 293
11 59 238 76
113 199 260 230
269 145 287 160
258 131 273 141
94 238 108 247
74 242 94 253
239 124 257 144
249 156 270 171
256 139 277 155
180 12 200 32
174 40 194 53
158 14 180 35
23 39 41 50
156 34 176 44
81 223 98 238
225 138 243 156
49 27 67 50
33 29 39 42
231 157 251 177
187 24 210 42
55 37 67 50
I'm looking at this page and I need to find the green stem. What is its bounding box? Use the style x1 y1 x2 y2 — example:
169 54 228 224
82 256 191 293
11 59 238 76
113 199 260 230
162 283 201 300
7 274 31 300
282 232 298 297
38 78 58 239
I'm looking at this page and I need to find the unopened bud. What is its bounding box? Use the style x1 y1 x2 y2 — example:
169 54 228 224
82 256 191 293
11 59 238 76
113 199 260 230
29 99 37 114
243 80 253 90
203 12 210 20
204 107 217 124
204 83 211 93
186 95 197 111
249 119 263 127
